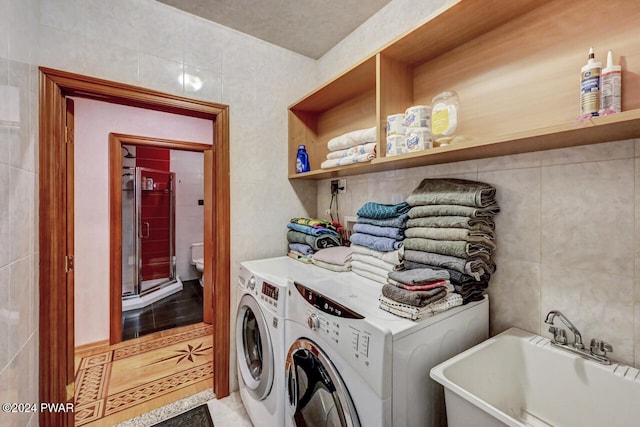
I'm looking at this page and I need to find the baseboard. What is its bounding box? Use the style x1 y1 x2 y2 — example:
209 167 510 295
75 339 110 353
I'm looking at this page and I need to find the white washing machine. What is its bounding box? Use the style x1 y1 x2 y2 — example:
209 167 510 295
236 259 290 427
282 259 489 427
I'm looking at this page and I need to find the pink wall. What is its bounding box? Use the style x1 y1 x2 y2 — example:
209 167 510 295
73 97 212 346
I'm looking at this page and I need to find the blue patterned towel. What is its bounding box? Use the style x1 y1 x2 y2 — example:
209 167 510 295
287 222 339 237
357 202 411 219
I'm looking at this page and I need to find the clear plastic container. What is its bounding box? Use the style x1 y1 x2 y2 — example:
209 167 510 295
431 91 460 146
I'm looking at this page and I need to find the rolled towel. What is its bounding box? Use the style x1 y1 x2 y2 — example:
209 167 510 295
349 233 403 252
353 223 404 240
357 201 411 219
381 283 447 307
287 230 341 250
408 204 500 218
388 267 450 285
407 178 497 208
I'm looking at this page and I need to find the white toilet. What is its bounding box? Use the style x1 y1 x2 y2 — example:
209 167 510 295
190 242 204 287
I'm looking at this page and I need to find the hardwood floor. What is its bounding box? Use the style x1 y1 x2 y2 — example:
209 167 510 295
74 323 213 426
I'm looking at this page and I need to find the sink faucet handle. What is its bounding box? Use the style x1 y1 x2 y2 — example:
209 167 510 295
590 339 613 357
548 326 567 344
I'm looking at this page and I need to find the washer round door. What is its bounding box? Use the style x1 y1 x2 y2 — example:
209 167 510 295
286 338 360 427
236 293 273 400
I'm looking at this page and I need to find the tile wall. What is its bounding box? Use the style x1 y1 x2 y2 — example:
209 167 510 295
317 140 640 367
1 0 317 425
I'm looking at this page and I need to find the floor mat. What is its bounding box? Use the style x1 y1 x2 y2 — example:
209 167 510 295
153 404 214 427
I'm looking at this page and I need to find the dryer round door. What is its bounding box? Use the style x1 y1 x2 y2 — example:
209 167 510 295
286 338 360 427
236 293 273 400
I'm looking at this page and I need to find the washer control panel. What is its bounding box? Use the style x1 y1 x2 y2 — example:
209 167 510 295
292 281 391 398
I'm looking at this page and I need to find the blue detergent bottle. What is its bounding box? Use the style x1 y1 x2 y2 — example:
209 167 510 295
296 145 310 173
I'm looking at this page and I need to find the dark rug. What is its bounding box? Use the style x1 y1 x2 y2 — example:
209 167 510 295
153 404 214 427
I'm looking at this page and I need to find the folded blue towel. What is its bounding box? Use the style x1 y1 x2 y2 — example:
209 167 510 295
287 222 339 237
357 214 409 229
356 201 411 219
350 233 403 252
353 223 404 240
289 243 315 256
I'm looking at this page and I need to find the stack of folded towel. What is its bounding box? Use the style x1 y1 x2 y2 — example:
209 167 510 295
402 178 500 304
312 246 353 272
321 127 377 169
349 201 409 283
287 218 342 263
378 268 463 320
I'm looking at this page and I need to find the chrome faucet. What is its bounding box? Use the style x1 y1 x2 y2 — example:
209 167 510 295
545 310 584 349
544 310 613 365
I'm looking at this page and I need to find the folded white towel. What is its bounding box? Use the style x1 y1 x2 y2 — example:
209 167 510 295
327 127 376 151
320 152 375 169
350 244 403 265
326 142 377 160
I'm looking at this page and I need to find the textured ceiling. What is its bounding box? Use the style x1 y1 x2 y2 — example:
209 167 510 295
155 0 392 59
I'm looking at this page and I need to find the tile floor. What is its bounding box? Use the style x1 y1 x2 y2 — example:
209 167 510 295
115 389 252 426
122 279 204 340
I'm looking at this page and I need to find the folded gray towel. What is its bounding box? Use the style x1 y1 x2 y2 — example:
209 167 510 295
404 226 495 242
408 203 500 218
407 216 494 232
407 178 497 208
381 283 447 307
388 268 449 285
404 237 493 260
403 249 490 280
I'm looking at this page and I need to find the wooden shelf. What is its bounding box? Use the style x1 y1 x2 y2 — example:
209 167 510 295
288 109 640 180
288 0 640 180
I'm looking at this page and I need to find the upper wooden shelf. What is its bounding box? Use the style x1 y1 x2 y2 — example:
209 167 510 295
288 109 640 180
379 0 551 66
288 0 640 180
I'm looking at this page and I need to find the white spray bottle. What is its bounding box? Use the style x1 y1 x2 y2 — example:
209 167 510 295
601 50 622 113
580 47 602 116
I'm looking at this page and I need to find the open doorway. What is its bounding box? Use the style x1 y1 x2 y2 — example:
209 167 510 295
109 134 212 342
39 68 230 427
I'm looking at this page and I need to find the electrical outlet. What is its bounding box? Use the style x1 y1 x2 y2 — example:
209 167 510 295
331 178 347 195
338 178 347 194
330 180 339 195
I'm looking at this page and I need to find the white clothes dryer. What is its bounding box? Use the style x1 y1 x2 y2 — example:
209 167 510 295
236 259 290 427
281 258 489 427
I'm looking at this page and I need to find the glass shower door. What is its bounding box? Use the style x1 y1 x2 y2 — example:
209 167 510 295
135 166 176 294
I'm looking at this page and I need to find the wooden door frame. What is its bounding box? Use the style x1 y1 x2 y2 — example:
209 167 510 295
39 67 230 427
109 133 214 344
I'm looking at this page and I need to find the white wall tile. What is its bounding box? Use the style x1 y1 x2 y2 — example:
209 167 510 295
0 163 9 268
541 159 634 276
0 265 9 370
138 53 184 96
138 0 184 63
38 25 86 73
184 15 226 74
9 255 33 360
9 167 33 262
40 0 86 35
86 0 139 51
85 37 138 85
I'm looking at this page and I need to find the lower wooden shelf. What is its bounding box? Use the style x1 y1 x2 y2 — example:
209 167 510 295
288 109 640 180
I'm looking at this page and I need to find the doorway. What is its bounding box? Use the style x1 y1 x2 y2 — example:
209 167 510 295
110 134 213 343
39 68 230 427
